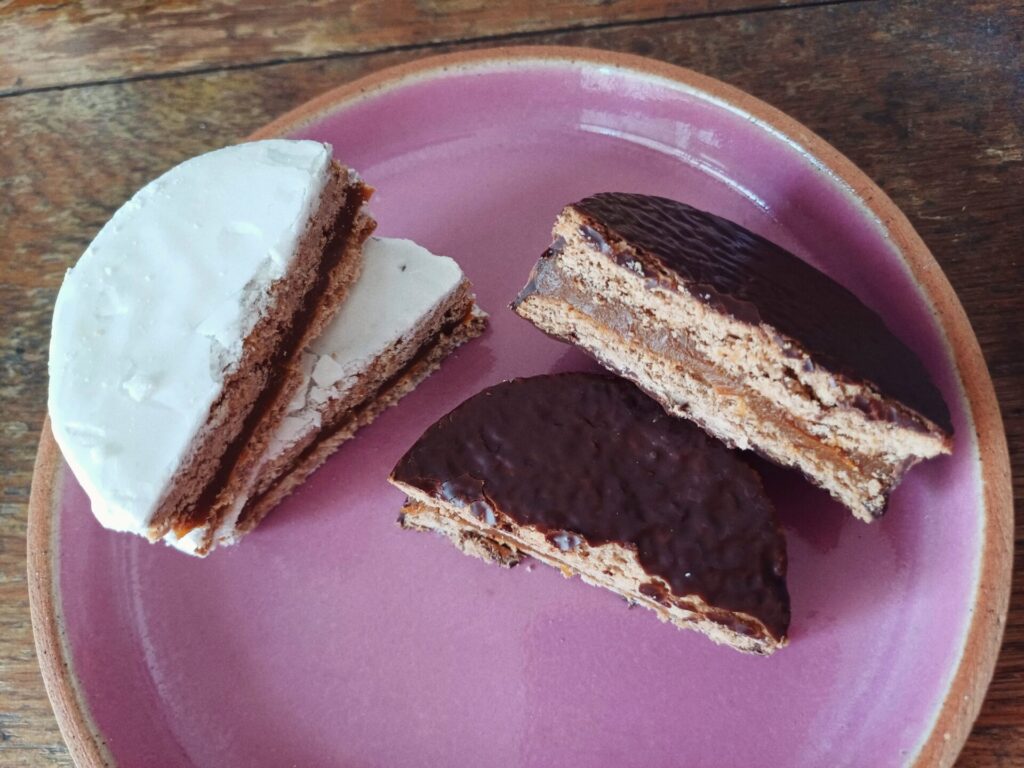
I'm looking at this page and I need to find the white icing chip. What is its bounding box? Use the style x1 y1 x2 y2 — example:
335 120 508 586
311 354 346 388
122 373 154 402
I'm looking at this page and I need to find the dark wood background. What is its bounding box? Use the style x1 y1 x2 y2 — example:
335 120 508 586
1 1 1020 765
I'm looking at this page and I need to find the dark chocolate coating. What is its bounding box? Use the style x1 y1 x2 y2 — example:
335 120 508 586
571 193 952 435
391 373 790 640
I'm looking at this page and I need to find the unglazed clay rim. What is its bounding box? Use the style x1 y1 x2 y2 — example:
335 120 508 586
27 46 1012 768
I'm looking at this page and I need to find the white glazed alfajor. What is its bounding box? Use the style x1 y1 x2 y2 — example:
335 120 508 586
49 139 374 551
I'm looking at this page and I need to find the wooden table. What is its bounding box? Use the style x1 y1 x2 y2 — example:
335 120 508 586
1 2 1020 765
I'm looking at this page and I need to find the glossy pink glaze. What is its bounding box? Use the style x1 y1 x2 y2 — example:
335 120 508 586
58 61 978 767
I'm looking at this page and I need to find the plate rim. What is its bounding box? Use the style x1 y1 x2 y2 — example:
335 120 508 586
28 45 1013 768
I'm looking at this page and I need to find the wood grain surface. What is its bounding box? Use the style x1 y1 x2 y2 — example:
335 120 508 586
0 0 808 93
1 0 1021 765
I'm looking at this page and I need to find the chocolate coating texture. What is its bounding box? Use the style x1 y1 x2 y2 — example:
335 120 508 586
391 373 790 639
572 193 952 434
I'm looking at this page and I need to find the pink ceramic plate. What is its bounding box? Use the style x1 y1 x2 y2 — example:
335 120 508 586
29 48 1012 767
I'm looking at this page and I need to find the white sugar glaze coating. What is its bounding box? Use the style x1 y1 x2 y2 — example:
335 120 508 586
165 236 465 554
48 140 333 537
277 236 463 455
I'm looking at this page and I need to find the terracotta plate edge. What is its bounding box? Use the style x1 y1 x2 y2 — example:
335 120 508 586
27 45 1013 768
28 417 115 766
